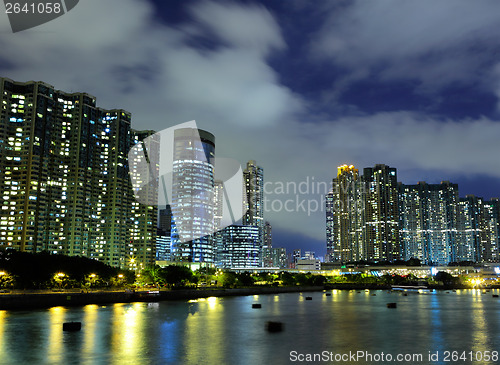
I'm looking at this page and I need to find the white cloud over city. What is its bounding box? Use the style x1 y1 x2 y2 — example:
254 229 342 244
1 0 499 252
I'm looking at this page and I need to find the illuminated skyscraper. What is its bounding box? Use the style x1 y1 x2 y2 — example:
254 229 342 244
170 128 215 263
398 181 459 265
325 191 335 263
242 160 264 264
217 224 260 269
327 165 365 263
363 164 400 262
262 221 273 267
0 77 157 269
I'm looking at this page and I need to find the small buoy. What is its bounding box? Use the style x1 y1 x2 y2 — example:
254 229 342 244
357 291 361 293
252 303 262 308
63 322 81 331
402 293 408 296
325 293 331 296
266 321 283 332
493 294 499 298
386 303 397 308
371 294 376 296
305 296 312 300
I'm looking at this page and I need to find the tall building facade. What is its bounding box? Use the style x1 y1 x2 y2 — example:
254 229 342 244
325 191 335 263
399 181 459 265
363 164 400 262
328 165 365 263
216 225 260 269
0 77 157 269
262 221 273 267
242 160 264 265
271 247 287 268
170 128 215 263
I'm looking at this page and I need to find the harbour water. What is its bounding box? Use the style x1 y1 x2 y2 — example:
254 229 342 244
1 289 499 364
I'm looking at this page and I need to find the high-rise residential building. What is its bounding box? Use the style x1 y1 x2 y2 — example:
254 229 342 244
271 247 287 268
327 165 365 263
363 164 400 262
398 181 459 265
457 195 483 262
325 191 335 263
262 221 273 267
216 225 260 268
455 195 499 263
242 160 264 260
170 128 215 263
0 77 157 269
481 199 499 262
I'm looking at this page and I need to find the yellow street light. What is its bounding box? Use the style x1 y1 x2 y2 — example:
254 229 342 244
0 271 6 276
57 273 65 278
118 274 124 279
90 273 96 278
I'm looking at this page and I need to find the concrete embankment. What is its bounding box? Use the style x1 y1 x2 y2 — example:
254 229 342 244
0 286 323 310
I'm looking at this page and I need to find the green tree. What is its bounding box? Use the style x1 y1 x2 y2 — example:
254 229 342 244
159 265 196 288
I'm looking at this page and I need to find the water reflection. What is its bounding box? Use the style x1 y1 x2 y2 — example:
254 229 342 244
184 297 225 364
47 306 66 364
0 311 7 363
0 291 499 364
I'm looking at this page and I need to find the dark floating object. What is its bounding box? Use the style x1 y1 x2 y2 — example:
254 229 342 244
325 293 332 296
305 296 312 300
266 321 284 333
252 303 262 309
402 293 408 296
387 303 397 308
371 294 376 296
493 294 499 298
63 322 81 331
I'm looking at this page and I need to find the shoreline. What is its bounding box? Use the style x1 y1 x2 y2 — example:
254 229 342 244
1 284 495 311
0 286 324 310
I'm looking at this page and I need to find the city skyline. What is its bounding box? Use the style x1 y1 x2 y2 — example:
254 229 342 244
1 0 500 256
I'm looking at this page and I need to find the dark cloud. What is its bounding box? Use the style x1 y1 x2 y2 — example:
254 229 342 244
1 0 499 255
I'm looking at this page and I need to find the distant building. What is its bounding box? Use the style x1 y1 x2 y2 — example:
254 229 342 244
457 195 499 263
156 228 171 262
398 181 459 265
242 160 264 261
216 225 260 269
170 128 215 263
363 164 400 262
262 221 273 267
327 165 365 263
296 259 321 271
304 251 315 260
271 247 287 268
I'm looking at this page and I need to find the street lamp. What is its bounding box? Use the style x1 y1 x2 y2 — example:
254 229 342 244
0 271 6 276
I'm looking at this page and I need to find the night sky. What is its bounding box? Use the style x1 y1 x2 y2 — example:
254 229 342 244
1 0 500 257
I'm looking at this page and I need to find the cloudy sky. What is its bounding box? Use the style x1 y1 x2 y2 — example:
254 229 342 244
1 0 500 256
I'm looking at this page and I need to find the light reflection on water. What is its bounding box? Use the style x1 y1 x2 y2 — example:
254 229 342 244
0 290 499 364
